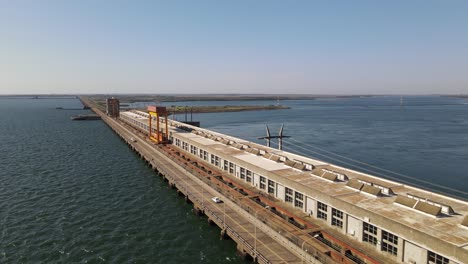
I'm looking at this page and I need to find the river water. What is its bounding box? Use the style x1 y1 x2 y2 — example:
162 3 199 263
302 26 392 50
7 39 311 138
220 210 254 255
0 96 467 263
0 98 242 263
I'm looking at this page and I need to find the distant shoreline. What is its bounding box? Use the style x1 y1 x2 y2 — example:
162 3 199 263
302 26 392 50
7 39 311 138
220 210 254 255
2 94 466 102
138 105 290 114
88 94 372 103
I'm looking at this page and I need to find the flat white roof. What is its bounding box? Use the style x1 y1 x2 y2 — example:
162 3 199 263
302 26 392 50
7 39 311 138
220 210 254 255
121 111 468 249
235 153 289 171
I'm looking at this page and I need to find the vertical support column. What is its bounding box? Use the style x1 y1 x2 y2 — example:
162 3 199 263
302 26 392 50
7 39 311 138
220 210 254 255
156 115 160 143
342 213 348 234
165 112 168 142
397 237 405 262
148 115 152 138
376 227 382 250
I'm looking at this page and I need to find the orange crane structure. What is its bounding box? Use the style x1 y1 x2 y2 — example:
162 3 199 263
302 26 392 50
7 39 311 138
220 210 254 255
148 105 169 143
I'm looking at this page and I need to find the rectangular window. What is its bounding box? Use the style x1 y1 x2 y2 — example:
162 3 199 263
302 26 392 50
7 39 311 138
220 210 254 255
331 208 343 229
240 167 246 179
210 155 219 166
268 180 275 194
317 201 327 220
285 187 293 203
428 251 449 264
363 223 378 246
295 192 303 200
229 162 234 174
294 199 304 209
294 192 304 209
363 233 378 245
259 176 266 190
382 230 398 244
182 142 188 151
363 222 377 235
191 145 198 155
381 230 398 256
246 170 252 183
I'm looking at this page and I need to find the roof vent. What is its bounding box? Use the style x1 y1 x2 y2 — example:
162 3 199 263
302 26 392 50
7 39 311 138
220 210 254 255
247 148 261 155
394 194 455 217
357 179 395 196
282 159 307 170
321 169 348 182
361 185 383 196
263 153 281 162
462 216 468 227
346 179 364 190
346 178 394 197
231 143 244 150
394 196 417 208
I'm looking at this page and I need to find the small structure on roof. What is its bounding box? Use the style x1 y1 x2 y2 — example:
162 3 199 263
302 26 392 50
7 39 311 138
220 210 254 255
462 216 468 227
394 193 456 217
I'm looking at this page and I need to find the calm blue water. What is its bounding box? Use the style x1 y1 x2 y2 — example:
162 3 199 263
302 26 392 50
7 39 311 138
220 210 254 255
0 96 467 263
0 98 242 263
172 96 468 199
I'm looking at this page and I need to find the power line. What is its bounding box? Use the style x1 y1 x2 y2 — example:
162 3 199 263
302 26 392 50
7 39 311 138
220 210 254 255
272 139 468 197
210 127 468 197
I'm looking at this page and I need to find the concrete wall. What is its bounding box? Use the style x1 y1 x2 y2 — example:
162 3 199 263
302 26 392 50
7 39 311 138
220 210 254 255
167 132 466 264
277 184 285 202
347 215 362 241
404 241 427 264
253 173 259 188
306 196 316 216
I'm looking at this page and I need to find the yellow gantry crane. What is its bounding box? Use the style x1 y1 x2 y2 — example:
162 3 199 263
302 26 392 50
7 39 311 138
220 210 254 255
148 105 169 144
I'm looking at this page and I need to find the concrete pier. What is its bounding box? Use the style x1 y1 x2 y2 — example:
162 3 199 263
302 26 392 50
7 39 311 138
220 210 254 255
80 96 468 264
81 97 313 264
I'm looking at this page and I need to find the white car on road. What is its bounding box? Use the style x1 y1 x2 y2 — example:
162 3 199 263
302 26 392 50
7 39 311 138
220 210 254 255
211 197 222 203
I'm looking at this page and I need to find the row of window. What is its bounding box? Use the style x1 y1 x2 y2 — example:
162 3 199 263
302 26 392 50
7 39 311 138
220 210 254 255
121 115 157 133
428 251 449 264
361 222 451 263
331 208 343 228
239 167 253 182
170 135 454 264
259 176 266 190
175 137 269 189
363 223 399 256
317 201 328 220
285 187 294 203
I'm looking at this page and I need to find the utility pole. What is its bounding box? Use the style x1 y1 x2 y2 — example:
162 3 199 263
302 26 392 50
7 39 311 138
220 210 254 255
258 124 290 150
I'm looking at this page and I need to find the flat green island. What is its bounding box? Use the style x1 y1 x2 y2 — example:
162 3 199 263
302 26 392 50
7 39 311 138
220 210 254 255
150 104 289 113
89 94 293 113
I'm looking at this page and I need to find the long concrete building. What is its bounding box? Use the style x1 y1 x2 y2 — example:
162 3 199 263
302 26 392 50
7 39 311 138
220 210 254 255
120 110 468 264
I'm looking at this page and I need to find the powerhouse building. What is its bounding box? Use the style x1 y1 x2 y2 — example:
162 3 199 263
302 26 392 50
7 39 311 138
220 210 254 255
120 110 468 264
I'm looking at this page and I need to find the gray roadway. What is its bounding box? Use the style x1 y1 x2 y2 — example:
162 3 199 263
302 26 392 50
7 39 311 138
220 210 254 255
100 114 305 264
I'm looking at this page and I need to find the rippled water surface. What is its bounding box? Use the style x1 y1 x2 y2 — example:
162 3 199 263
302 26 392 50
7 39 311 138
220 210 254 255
171 96 468 198
0 98 243 263
1 96 467 263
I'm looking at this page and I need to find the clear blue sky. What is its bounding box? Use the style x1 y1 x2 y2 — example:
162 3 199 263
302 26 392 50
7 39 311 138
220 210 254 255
1 0 467 95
